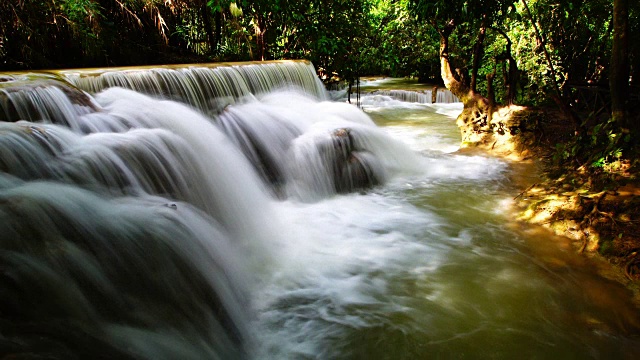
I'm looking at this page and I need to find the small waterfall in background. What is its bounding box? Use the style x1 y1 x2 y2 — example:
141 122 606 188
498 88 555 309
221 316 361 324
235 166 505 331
2 61 640 359
363 89 459 105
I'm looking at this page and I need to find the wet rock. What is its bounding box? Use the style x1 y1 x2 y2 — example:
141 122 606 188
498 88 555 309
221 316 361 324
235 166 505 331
334 151 382 193
326 128 382 193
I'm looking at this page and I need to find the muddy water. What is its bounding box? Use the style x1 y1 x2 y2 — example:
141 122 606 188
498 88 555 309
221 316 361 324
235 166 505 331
252 86 640 359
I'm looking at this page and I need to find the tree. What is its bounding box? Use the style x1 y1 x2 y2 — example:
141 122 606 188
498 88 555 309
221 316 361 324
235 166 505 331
490 26 518 104
610 0 630 130
407 0 517 136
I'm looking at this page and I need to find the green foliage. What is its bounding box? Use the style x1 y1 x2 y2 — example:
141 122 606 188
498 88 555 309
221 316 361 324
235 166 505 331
1 0 638 126
598 238 614 256
0 0 440 81
507 0 615 106
371 1 440 79
553 116 635 177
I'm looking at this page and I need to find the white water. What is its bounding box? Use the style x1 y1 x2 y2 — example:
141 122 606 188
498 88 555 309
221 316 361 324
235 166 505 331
247 89 640 359
249 94 507 358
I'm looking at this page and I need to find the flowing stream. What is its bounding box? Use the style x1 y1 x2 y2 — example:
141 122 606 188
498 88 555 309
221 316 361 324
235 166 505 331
1 62 639 359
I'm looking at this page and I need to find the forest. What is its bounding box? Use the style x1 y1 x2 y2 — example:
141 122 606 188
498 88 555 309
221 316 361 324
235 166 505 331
1 0 640 260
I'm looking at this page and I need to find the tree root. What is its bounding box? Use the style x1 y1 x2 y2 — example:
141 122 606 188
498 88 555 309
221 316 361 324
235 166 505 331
578 191 617 253
514 183 537 200
625 253 640 281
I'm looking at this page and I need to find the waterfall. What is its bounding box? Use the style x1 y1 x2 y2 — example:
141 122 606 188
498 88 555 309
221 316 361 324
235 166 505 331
3 61 640 359
1 61 326 124
0 61 422 358
61 60 327 115
0 177 250 359
0 106 265 358
363 89 459 104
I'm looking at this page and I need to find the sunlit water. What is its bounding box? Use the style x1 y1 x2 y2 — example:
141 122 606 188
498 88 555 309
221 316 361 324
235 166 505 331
251 88 640 359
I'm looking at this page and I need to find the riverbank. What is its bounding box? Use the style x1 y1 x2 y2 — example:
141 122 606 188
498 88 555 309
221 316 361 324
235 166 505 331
457 105 640 304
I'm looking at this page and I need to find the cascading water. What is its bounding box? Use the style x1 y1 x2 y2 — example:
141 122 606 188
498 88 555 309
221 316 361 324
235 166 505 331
363 89 459 104
356 77 460 105
1 62 640 359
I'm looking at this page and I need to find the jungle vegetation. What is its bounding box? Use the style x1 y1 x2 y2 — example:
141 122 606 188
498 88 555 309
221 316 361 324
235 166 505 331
1 0 639 180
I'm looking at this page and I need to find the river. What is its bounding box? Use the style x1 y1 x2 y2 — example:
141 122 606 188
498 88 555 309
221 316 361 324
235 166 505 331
1 63 639 359
252 78 640 359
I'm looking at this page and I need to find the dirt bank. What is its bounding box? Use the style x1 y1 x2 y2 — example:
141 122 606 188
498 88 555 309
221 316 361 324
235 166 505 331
456 105 640 303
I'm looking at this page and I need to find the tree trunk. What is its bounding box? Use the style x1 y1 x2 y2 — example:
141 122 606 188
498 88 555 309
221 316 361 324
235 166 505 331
439 27 490 106
487 65 496 107
471 15 488 93
506 57 518 105
258 30 267 60
491 26 519 105
259 31 266 61
214 8 222 53
201 3 216 54
255 15 267 61
610 0 630 129
499 29 518 104
439 24 493 146
439 25 471 102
